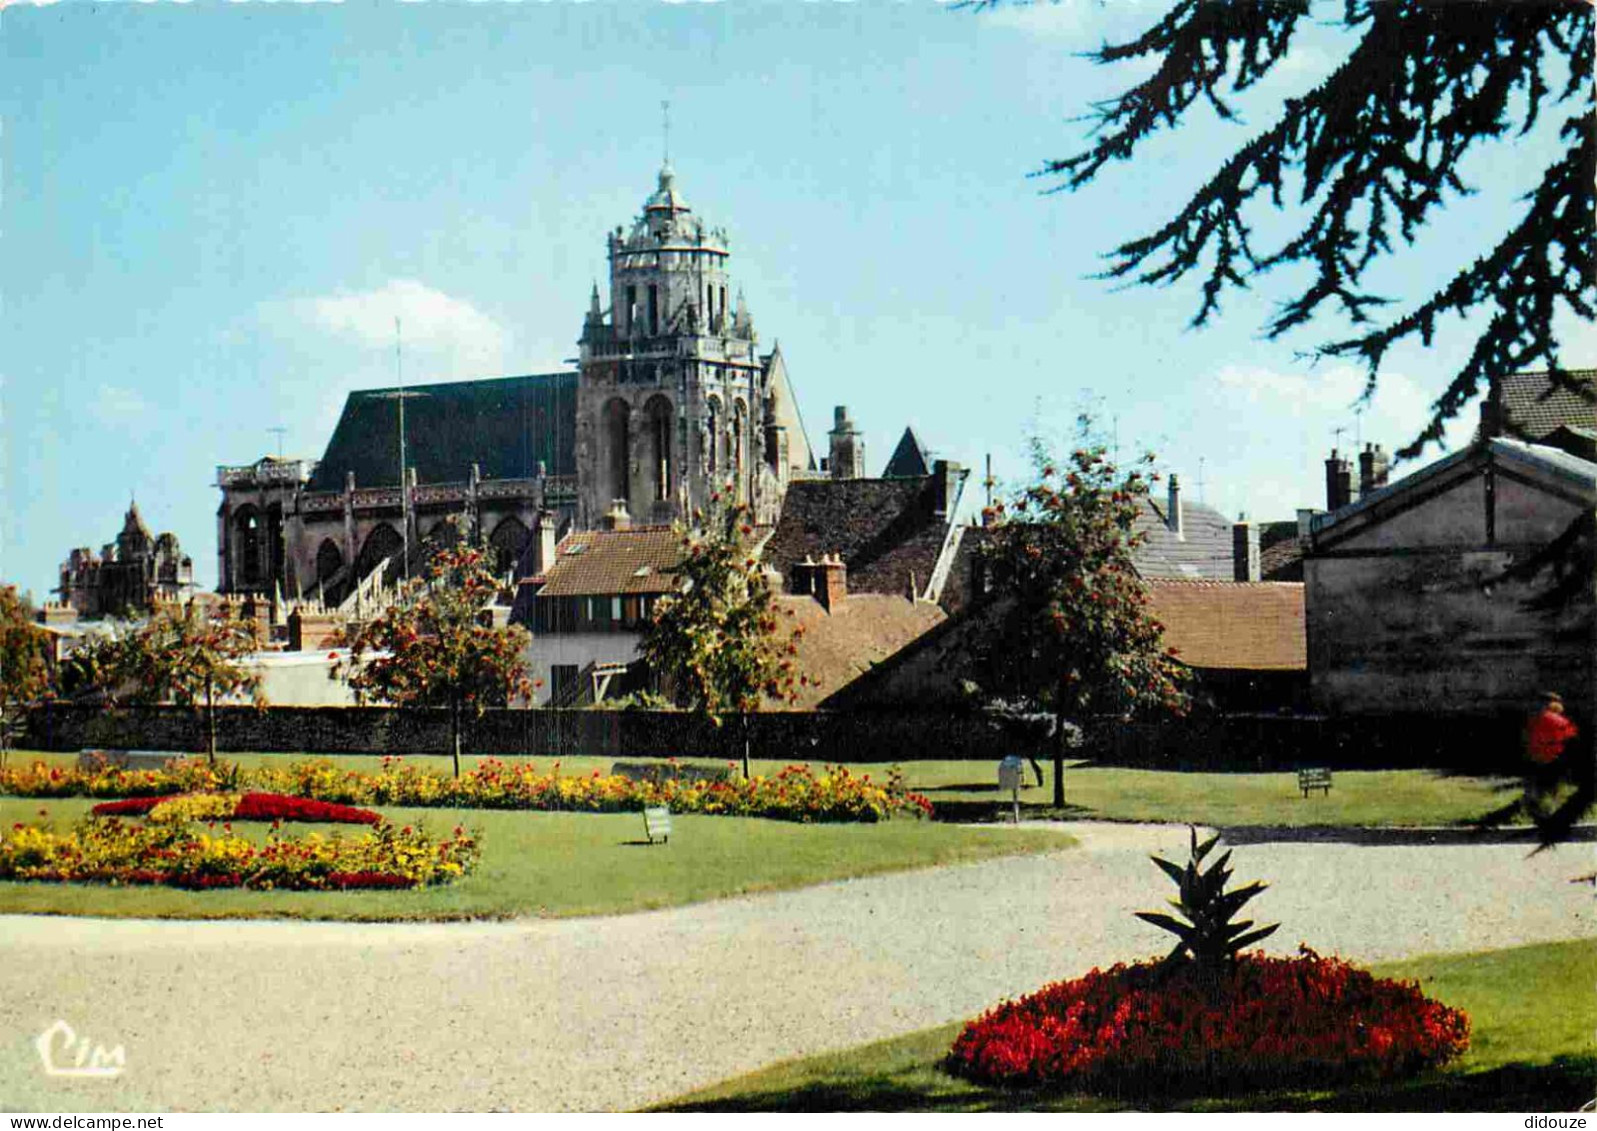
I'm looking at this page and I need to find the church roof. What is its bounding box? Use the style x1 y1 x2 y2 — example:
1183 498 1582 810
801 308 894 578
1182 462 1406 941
120 502 152 541
307 372 577 493
882 427 931 478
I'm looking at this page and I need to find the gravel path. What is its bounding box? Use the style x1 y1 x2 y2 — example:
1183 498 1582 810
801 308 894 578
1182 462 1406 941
0 823 1590 1112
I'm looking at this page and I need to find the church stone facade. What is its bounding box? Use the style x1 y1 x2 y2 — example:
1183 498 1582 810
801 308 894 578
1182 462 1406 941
58 502 196 617
216 166 813 603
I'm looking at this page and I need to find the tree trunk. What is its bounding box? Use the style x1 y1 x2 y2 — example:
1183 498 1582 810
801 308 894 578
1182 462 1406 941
741 713 752 781
206 678 217 766
1053 708 1067 810
451 700 463 779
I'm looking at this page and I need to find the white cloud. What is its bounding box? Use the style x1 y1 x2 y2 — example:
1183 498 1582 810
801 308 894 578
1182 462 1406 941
1215 361 1439 439
88 384 152 428
263 279 510 382
974 0 1159 42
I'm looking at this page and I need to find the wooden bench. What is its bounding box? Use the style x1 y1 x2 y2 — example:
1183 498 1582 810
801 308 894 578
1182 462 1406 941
613 761 731 785
78 749 171 772
1297 766 1333 797
642 806 672 845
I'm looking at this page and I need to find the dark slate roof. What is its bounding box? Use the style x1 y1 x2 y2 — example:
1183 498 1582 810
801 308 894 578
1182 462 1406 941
307 372 577 492
882 427 931 478
763 477 953 598
1258 520 1305 582
1498 368 1596 441
1132 495 1236 580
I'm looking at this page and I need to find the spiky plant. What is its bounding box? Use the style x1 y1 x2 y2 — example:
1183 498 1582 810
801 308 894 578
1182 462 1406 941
1137 827 1278 975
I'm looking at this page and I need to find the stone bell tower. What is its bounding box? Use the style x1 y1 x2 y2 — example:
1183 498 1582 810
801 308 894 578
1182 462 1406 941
575 165 801 529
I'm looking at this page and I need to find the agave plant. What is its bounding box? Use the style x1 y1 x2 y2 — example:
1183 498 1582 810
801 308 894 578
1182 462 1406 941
1137 826 1278 973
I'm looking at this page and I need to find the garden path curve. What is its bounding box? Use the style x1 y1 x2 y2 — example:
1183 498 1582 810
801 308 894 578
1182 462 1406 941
0 822 1589 1112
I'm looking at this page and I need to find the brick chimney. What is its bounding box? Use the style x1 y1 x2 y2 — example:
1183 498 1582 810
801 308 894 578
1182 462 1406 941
1358 443 1390 497
1324 449 1355 511
1167 475 1184 540
1232 516 1260 582
816 552 847 612
601 500 632 531
531 510 559 575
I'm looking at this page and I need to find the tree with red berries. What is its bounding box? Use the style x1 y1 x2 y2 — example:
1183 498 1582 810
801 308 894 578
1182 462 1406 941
80 603 266 765
638 496 802 779
0 586 52 766
338 544 532 777
976 428 1190 808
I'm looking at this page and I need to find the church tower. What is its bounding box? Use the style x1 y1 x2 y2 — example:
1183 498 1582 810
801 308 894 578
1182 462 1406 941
576 165 805 528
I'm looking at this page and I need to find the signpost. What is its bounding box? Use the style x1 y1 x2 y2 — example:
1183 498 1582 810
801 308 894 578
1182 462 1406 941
998 755 1025 824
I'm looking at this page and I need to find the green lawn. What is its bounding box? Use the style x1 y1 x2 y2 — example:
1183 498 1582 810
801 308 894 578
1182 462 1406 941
4 750 1520 829
0 796 1074 921
657 939 1597 1112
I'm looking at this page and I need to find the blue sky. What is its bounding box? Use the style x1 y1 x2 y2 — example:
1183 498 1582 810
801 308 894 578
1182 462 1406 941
3 0 1589 598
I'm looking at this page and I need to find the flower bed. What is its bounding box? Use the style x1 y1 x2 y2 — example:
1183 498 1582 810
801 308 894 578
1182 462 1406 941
0 816 479 891
5 758 933 823
90 792 382 826
947 949 1470 1094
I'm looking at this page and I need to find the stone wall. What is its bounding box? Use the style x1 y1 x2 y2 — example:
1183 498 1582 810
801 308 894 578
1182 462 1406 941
22 703 1522 772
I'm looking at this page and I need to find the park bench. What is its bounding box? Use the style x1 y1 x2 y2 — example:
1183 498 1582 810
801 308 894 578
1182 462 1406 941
612 761 730 785
78 749 171 773
642 806 672 845
1297 766 1333 798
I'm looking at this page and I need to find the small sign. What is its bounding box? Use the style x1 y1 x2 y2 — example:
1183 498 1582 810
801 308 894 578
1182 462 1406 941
998 756 1025 792
998 756 1025 824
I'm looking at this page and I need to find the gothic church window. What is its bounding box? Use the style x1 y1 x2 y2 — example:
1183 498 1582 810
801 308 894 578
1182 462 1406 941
315 539 343 584
644 396 673 503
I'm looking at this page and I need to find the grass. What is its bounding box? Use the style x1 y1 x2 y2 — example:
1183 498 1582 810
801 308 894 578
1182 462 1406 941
0 796 1075 921
4 749 1520 829
656 938 1597 1112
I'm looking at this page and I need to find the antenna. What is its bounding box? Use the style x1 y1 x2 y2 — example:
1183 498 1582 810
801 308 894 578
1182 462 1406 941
1197 457 1207 504
267 427 287 459
1332 424 1349 453
662 99 671 164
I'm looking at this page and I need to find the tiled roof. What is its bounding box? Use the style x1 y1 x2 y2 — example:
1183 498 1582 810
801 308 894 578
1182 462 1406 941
1145 580 1306 671
1133 494 1236 580
308 372 577 492
763 476 956 599
1258 521 1305 582
535 527 684 597
882 428 931 478
775 593 947 708
1497 368 1596 441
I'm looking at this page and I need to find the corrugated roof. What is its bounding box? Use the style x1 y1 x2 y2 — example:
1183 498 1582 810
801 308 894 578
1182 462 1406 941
1145 579 1306 671
536 527 684 597
1498 368 1596 441
308 372 577 492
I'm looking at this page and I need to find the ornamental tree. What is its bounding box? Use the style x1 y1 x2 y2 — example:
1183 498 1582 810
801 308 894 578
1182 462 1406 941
82 603 265 765
637 496 802 778
1006 0 1592 458
976 429 1190 808
338 543 532 778
0 586 52 766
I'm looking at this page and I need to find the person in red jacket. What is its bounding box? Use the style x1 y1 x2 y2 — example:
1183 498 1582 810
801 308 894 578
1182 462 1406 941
1526 693 1578 766
1524 692 1579 820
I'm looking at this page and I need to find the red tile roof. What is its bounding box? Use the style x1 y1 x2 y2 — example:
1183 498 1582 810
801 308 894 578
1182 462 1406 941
1145 580 1305 671
774 593 947 708
536 527 685 597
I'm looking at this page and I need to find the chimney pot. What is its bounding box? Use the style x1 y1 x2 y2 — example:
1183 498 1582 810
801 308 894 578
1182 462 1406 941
1167 475 1184 540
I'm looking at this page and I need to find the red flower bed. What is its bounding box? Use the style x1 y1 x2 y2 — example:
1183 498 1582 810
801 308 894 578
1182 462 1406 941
234 794 382 825
91 796 163 817
948 950 1470 1095
90 793 381 825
